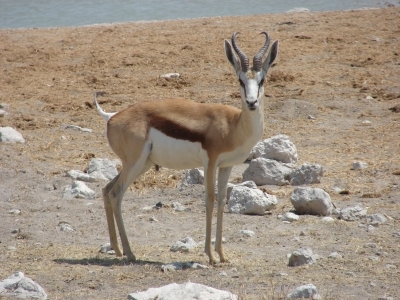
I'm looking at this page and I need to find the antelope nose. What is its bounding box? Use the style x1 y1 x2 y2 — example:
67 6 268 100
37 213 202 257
246 99 258 110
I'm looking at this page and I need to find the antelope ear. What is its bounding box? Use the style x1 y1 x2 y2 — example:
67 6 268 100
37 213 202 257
262 40 279 74
224 39 241 75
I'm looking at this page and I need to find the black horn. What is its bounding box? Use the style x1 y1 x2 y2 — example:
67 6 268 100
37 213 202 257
253 32 270 72
231 32 249 73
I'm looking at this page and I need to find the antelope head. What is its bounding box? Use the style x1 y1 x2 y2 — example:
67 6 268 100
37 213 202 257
224 31 278 111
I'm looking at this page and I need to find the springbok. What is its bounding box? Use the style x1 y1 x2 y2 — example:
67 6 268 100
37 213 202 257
94 31 278 264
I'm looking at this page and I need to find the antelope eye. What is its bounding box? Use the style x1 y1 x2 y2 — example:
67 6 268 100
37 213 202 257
239 78 245 87
259 78 265 87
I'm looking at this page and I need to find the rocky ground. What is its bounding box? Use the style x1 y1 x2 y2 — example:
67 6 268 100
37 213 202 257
1 6 400 300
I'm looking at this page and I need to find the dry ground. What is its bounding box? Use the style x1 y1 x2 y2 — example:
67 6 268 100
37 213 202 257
1 7 400 300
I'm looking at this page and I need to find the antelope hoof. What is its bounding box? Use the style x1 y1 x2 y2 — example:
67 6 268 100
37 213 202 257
126 252 136 262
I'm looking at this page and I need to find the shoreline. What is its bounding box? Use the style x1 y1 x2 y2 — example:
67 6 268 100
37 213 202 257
0 6 387 31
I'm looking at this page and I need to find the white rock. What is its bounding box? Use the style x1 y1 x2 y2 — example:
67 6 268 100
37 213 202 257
247 140 266 160
288 248 316 267
0 109 8 117
0 272 47 300
243 158 293 186
339 204 367 221
66 170 97 182
290 187 332 216
248 134 298 163
170 236 198 252
190 263 208 269
9 209 21 215
59 222 74 232
128 282 237 300
282 212 300 222
179 168 204 190
289 163 323 186
227 181 257 200
321 216 335 223
99 243 112 253
239 230 255 237
99 242 115 254
160 73 180 79
171 202 188 212
352 161 368 170
0 127 25 143
62 180 95 199
361 120 372 126
63 124 92 132
87 158 119 181
0 103 9 109
328 252 343 259
286 283 319 299
228 186 277 215
366 214 387 225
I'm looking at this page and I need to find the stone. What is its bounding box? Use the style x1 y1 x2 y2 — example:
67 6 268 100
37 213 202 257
339 204 367 221
248 134 298 163
366 214 387 225
239 230 255 237
58 222 74 232
63 124 92 132
99 242 115 254
66 170 97 182
170 236 198 252
160 73 180 79
87 158 119 181
228 186 277 215
62 180 95 199
243 157 292 186
282 212 300 222
288 248 316 267
0 127 25 143
9 209 21 215
0 272 47 299
171 202 188 212
328 252 343 259
128 282 237 300
290 187 332 216
352 161 368 170
289 163 323 186
286 284 320 299
179 168 204 190
227 181 257 200
321 216 335 223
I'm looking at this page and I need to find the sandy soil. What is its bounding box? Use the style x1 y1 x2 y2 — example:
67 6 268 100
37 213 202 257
1 6 400 300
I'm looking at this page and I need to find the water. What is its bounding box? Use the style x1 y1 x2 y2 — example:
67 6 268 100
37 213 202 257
0 0 392 29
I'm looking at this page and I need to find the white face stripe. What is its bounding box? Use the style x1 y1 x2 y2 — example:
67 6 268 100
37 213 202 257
239 71 265 107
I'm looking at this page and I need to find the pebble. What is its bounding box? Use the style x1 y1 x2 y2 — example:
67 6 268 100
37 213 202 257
239 230 255 237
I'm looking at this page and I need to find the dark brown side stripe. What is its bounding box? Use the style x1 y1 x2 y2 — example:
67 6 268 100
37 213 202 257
149 115 206 147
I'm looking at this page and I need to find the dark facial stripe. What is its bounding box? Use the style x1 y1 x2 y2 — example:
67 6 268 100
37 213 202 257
149 115 206 146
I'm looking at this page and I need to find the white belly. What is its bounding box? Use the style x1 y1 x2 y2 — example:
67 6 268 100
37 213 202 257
148 128 205 170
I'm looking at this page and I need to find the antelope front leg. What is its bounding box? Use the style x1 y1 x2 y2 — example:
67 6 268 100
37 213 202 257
204 163 218 265
216 166 232 263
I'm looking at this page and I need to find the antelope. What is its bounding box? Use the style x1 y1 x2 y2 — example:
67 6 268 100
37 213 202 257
94 31 278 264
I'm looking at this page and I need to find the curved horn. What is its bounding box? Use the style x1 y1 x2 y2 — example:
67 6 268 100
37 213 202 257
253 31 270 72
231 32 249 73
